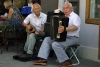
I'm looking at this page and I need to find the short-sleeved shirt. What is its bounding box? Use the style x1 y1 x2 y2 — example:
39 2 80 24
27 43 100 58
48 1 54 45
23 12 47 31
67 11 81 37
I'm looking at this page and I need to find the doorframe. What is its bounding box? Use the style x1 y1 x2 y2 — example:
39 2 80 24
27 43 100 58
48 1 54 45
99 25 100 59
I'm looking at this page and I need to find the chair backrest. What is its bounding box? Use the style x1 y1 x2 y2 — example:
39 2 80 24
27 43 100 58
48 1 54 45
44 23 50 37
46 11 54 22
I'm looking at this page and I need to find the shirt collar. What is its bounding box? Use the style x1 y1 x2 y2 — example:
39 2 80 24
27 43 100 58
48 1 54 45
33 12 42 18
65 11 73 17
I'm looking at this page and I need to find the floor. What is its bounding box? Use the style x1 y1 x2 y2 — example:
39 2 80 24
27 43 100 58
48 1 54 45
0 44 100 67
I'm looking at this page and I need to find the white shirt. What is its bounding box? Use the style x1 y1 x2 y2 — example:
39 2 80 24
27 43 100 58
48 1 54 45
23 12 47 31
67 11 81 37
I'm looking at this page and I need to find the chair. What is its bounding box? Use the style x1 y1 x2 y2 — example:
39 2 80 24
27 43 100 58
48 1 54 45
33 39 43 56
65 44 80 65
56 44 80 65
0 24 26 54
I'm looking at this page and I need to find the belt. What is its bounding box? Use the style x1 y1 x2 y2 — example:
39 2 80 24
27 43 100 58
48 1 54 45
67 36 78 38
73 36 78 38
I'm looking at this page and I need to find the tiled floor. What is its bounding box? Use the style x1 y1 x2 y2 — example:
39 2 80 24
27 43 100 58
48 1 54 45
0 45 100 67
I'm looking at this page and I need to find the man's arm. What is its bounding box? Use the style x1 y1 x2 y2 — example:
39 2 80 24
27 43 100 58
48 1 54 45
22 22 29 28
41 24 44 32
40 14 47 32
35 24 45 35
58 25 78 33
66 25 78 31
22 22 33 33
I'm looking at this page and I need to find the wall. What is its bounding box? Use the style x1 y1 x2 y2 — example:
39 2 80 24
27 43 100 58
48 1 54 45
41 0 58 14
13 0 26 8
58 0 65 11
78 0 100 62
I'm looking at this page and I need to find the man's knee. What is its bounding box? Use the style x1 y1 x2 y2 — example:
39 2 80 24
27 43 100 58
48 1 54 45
52 42 59 49
29 33 36 40
43 37 50 42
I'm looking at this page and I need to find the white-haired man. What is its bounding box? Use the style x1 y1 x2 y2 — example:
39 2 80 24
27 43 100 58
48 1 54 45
33 1 81 67
22 3 47 58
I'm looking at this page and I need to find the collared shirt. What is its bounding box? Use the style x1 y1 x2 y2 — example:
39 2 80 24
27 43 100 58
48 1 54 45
66 11 81 37
23 12 47 31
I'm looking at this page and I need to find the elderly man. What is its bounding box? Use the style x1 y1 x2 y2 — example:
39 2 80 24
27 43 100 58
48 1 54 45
33 1 81 67
22 3 47 58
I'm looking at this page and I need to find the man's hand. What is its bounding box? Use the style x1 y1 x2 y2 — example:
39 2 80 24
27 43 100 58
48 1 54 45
27 25 31 30
58 26 64 33
26 24 36 33
35 31 39 34
35 30 45 36
38 30 45 36
29 24 36 31
26 25 32 33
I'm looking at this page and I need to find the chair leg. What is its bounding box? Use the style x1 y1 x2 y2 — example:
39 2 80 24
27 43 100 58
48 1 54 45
70 46 80 65
14 41 19 54
0 40 8 54
1 47 4 54
0 44 8 54
56 46 80 64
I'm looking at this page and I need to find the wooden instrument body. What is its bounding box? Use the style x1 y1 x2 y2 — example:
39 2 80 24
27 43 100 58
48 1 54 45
26 24 36 33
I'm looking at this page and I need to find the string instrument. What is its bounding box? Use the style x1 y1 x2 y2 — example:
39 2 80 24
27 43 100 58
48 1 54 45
26 24 45 36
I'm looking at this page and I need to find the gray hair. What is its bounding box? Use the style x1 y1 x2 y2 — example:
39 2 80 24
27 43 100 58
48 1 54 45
64 1 72 8
31 3 41 12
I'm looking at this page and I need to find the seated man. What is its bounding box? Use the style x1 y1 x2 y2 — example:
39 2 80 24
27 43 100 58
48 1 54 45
33 1 81 67
22 3 47 58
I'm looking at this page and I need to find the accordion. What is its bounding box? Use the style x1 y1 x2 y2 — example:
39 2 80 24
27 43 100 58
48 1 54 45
50 15 69 41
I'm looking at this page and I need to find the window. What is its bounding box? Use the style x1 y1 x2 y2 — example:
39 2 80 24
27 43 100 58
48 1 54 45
85 0 100 24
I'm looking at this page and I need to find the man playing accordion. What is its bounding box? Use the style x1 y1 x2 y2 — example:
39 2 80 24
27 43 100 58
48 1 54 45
34 1 81 67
